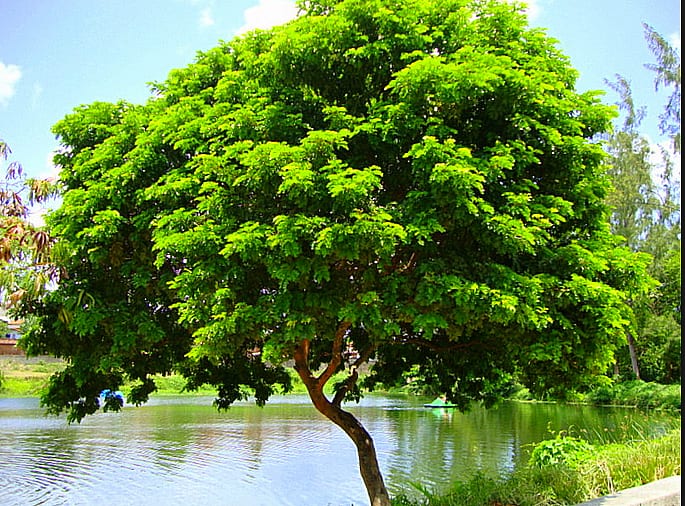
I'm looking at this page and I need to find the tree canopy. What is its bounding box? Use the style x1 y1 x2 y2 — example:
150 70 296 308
20 1 655 504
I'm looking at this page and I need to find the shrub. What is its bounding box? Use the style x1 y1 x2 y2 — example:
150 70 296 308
529 435 596 468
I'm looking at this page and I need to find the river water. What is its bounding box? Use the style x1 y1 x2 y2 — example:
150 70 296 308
0 394 676 505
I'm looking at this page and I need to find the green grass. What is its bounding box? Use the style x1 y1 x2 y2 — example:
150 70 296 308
577 431 682 493
0 358 351 399
0 357 65 397
0 375 48 397
142 368 349 397
392 430 682 506
141 374 218 396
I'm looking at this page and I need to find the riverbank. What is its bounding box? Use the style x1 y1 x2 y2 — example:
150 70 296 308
1 356 681 412
0 356 340 398
0 356 65 397
391 430 681 506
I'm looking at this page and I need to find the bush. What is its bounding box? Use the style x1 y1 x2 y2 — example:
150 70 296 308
529 435 596 468
586 380 681 410
508 385 534 401
392 474 501 506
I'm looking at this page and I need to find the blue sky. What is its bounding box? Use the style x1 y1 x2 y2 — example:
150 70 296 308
0 0 681 189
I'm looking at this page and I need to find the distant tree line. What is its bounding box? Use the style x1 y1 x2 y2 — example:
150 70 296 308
604 24 680 384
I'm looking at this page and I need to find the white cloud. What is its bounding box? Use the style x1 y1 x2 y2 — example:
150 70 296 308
0 61 22 107
504 0 541 22
523 0 541 21
237 0 299 34
668 32 680 52
199 7 215 27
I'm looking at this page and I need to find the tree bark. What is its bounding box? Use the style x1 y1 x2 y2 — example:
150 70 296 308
294 328 391 506
627 331 641 380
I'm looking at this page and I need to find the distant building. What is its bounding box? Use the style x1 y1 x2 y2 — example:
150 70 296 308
0 309 24 355
0 308 22 338
2 320 22 340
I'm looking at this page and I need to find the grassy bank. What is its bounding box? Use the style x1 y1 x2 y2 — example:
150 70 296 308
0 357 348 398
503 381 681 411
0 357 65 397
392 429 681 506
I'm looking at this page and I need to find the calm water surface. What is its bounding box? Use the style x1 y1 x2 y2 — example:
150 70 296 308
0 394 676 506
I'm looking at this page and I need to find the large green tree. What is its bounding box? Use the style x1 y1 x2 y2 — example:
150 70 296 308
21 1 653 504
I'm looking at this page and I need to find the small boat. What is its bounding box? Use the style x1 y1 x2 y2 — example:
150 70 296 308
423 397 457 408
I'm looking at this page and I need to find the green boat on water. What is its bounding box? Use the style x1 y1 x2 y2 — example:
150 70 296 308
423 397 457 408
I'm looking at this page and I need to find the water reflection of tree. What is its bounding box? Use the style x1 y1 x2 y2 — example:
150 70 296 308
381 400 677 500
2 398 678 504
139 402 268 481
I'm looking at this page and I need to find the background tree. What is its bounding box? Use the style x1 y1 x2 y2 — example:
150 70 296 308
603 25 681 383
643 23 681 154
642 23 681 273
21 1 654 504
0 138 59 310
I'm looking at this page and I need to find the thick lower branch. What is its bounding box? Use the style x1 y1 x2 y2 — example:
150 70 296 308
332 343 377 407
316 320 351 386
293 335 390 506
332 367 357 407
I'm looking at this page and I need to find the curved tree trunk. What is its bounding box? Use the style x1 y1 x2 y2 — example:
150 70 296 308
294 332 391 506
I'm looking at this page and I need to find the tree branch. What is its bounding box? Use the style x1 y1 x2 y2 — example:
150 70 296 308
332 343 376 407
332 368 357 406
316 320 351 387
293 338 316 389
